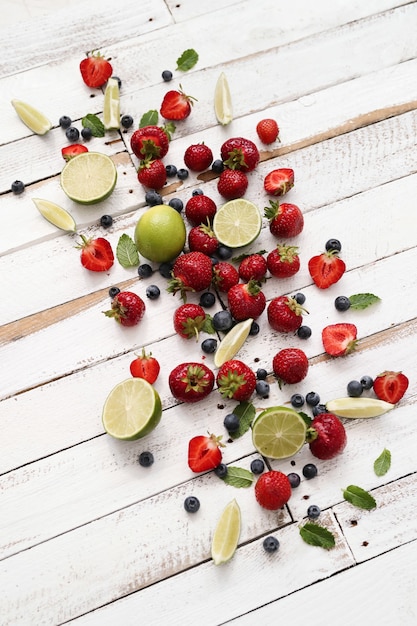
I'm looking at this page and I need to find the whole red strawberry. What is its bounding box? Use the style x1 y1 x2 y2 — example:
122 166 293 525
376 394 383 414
227 280 266 321
184 143 213 172
255 471 292 510
322 323 357 357
264 200 304 238
188 433 224 472
264 168 294 196
221 137 260 172
306 413 347 460
216 359 256 402
79 50 112 88
238 254 267 283
267 244 300 279
104 291 145 327
212 261 240 293
267 295 305 333
256 119 279 144
130 125 170 159
272 348 309 384
185 194 217 226
137 158 167 189
167 251 213 300
373 370 409 404
160 87 196 120
188 223 218 255
173 303 212 340
130 348 160 383
217 169 248 200
308 249 346 289
169 362 215 403
77 235 114 272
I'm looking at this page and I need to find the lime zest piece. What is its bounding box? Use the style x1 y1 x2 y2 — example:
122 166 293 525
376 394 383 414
60 152 117 205
252 406 307 460
212 199 262 248
11 99 52 135
103 77 120 130
32 198 77 232
214 318 253 367
211 499 241 565
214 72 233 125
326 397 394 418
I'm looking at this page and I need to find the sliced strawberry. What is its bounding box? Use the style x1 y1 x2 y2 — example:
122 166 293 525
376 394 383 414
264 168 294 196
61 144 88 161
373 371 409 404
188 434 224 473
130 349 160 383
308 250 346 289
160 87 196 121
79 51 113 88
322 323 357 357
77 235 114 272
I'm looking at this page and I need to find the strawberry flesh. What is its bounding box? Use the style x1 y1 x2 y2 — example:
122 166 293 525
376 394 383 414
308 251 346 289
373 371 409 404
322 323 357 357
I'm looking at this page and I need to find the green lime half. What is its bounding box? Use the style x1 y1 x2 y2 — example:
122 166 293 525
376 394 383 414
252 406 307 459
61 152 117 205
326 397 394 418
213 199 262 248
11 99 52 135
211 499 241 565
33 198 76 232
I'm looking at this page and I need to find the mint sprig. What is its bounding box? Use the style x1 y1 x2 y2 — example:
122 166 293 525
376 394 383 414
176 49 199 71
221 466 253 488
82 113 105 137
373 448 391 476
228 401 256 439
116 234 139 268
343 485 377 510
348 293 380 310
139 110 159 128
299 522 336 549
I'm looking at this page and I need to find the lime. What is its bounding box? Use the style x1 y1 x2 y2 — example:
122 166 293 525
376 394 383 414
102 378 162 441
11 99 52 135
32 198 76 232
134 204 186 263
252 406 307 459
326 397 394 419
214 318 253 367
211 499 241 565
212 199 262 248
61 152 117 205
214 72 233 125
103 77 120 130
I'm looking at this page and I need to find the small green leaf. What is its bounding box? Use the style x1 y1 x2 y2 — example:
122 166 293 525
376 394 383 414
343 485 377 510
349 293 381 310
202 315 215 335
374 448 391 476
300 522 336 549
116 234 139 268
229 401 256 439
176 49 199 71
231 250 267 263
221 466 254 488
82 113 105 137
139 110 159 128
299 411 312 427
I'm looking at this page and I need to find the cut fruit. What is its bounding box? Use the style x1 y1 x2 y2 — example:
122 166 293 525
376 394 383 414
211 499 241 565
326 397 394 419
11 99 52 135
61 152 117 205
33 198 77 232
102 378 162 440
252 406 307 460
212 199 262 248
103 77 120 130
214 318 253 367
214 72 233 125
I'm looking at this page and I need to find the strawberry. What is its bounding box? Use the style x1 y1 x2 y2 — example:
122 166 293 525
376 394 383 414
61 144 88 161
264 200 304 238
167 252 213 301
169 362 215 403
137 158 167 189
267 244 300 279
188 433 224 473
308 249 346 289
185 195 217 226
130 125 170 160
256 118 279 144
373 370 409 404
272 348 309 384
238 254 267 283
188 223 219 255
104 291 146 327
255 471 292 510
79 50 113 88
212 261 240 293
321 323 358 357
227 280 266 321
77 235 114 272
160 86 196 120
217 169 248 200
130 348 160 383
173 303 213 340
216 359 256 402
220 137 260 172
267 295 305 333
306 413 347 460
183 143 213 172
264 168 294 196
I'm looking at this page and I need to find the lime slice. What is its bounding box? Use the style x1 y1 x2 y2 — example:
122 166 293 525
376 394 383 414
103 77 120 130
211 499 241 565
61 152 117 205
214 318 253 367
32 198 77 232
102 378 162 440
214 72 233 125
212 199 262 248
252 406 307 459
11 99 52 135
326 397 394 419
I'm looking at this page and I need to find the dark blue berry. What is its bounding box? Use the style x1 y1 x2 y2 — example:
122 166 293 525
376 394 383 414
177 168 189 180
223 412 240 433
249 321 260 336
307 505 321 519
294 292 306 305
211 159 224 174
138 451 154 467
146 285 160 300
302 463 318 479
162 70 173 82
215 245 233 260
335 295 351 311
184 496 200 513
287 472 301 488
109 286 121 299
214 463 228 478
263 536 279 553
255 380 270 398
65 126 80 142
81 127 93 141
100 214 113 228
59 115 72 129
212 310 233 332
201 338 217 354
360 375 374 390
165 164 178 177
306 391 320 407
121 114 134 129
250 459 265 475
192 188 204 196
159 262 174 278
290 393 305 408
199 292 216 308
256 368 268 380
312 403 327 416
145 190 163 206
138 264 153 279
347 380 363 397
111 76 122 88
168 197 183 212
297 325 312 339
11 180 25 194
325 238 342 252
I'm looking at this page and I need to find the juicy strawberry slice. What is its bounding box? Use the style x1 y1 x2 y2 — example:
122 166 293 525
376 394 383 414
308 250 346 289
79 51 113 88
188 434 224 473
373 371 409 404
322 323 357 357
160 87 196 121
130 349 160 383
61 144 88 161
264 168 294 196
77 235 114 272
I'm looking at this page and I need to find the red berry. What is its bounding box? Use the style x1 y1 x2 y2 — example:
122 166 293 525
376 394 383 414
169 362 215 403
308 250 346 289
306 413 347 460
256 118 279 144
129 349 160 383
188 433 224 472
130 125 170 159
238 254 267 283
255 471 292 510
167 252 213 301
79 50 113 88
267 244 300 279
264 200 304 238
137 158 167 189
264 168 294 196
272 348 309 384
217 169 248 200
216 359 256 402
321 323 357 357
183 144 213 172
185 195 217 226
212 261 240 293
77 235 114 272
227 280 266 321
373 371 409 404
221 137 260 171
267 295 305 333
160 87 196 121
104 291 146 327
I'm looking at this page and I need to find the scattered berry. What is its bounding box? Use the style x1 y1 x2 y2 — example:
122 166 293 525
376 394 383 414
264 200 303 238
170 363 215 404
312 403 327 416
335 295 351 311
250 459 265 474
145 190 163 206
65 126 80 142
201 338 217 354
121 114 134 129
256 118 279 144
306 391 320 407
138 451 154 467
297 325 312 340
263 536 280 553
11 180 25 194
211 159 225 174
162 70 173 82
347 380 363 397
308 249 346 289
130 349 160 384
215 245 233 260
100 214 113 228
59 115 72 129
138 158 167 190
255 380 270 398
216 359 256 402
168 197 183 212
238 254 267 283
360 375 374 390
306 413 347 460
77 235 114 272
373 370 409 404
221 137 260 172
212 310 234 332
223 412 240 432
185 194 217 226
294 292 306 305
159 262 174 279
177 168 189 180
217 169 248 199
130 125 169 160
267 295 305 333
272 348 309 385
61 143 88 161
184 496 200 513
146 285 161 300
138 263 153 279
79 50 113 88
307 505 321 519
256 368 268 380
267 244 300 279
165 164 178 177
108 286 121 299
264 168 294 196
212 261 239 293
173 303 208 340
302 463 318 479
168 251 213 300
322 323 358 357
227 280 266 321
81 127 93 141
187 432 223 470
104 291 145 326
255 470 292 510
287 472 301 488
192 188 204 196
290 393 305 408
160 87 196 121
199 292 216 308
214 463 228 478
325 238 342 252
184 143 213 172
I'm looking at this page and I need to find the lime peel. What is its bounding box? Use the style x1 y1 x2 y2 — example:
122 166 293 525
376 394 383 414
11 99 52 135
326 397 394 419
214 72 233 125
103 77 120 130
214 318 253 367
211 499 241 565
32 198 76 232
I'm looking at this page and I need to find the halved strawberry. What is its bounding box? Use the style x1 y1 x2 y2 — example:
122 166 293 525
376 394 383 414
322 323 358 357
264 168 294 196
76 235 114 272
79 50 113 88
61 144 88 161
373 371 409 404
160 87 196 121
308 250 346 289
188 433 224 473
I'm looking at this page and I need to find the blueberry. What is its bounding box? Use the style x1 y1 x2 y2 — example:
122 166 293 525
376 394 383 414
215 245 233 260
249 321 260 336
138 451 154 467
159 262 174 279
214 463 228 478
312 403 327 416
347 380 363 397
255 380 270 398
212 310 233 332
294 292 306 305
81 127 93 141
145 190 163 206
138 263 153 279
287 472 301 488
111 76 122 88
360 375 374 390
199 292 216 308
335 295 351 311
146 285 160 300
65 126 80 142
297 325 312 339
290 393 305 408
201 338 217 354
250 459 265 475
256 368 268 380
302 463 318 479
192 188 204 196
223 412 240 432
59 115 72 129
11 180 25 194
325 238 342 252
100 214 113 228
263 536 280 553
168 197 183 212
165 164 178 177
211 159 224 174
306 391 320 407
121 114 134 129
162 69 173 82
307 505 321 519
184 496 200 513
109 286 121 299
177 168 189 180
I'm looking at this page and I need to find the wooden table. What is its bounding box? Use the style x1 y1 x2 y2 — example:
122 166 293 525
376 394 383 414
1 1 417 623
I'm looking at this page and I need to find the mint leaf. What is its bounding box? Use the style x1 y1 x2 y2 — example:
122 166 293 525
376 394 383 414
221 466 253 488
139 110 159 128
116 234 139 268
82 113 105 137
374 448 391 476
343 485 377 510
300 522 336 549
349 293 380 310
202 315 215 335
176 49 199 71
229 401 256 439
299 411 312 427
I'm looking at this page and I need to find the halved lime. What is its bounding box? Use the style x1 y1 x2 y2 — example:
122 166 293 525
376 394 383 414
61 152 117 205
252 406 307 459
32 198 77 232
102 378 162 440
103 77 120 130
214 318 253 367
11 99 52 135
326 397 394 419
211 499 241 565
214 72 233 125
212 199 262 248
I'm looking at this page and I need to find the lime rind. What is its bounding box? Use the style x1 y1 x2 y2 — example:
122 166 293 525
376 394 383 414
60 152 117 205
214 318 253 367
326 397 394 419
211 499 241 565
103 78 120 130
214 72 233 125
11 99 52 135
33 198 77 232
252 406 307 460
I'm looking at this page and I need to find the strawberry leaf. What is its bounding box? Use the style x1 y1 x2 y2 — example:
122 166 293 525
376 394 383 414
343 485 377 510
349 293 380 310
139 110 159 128
176 49 199 71
299 522 335 549
116 234 139 268
229 401 256 439
221 466 253 488
373 448 391 476
82 113 105 137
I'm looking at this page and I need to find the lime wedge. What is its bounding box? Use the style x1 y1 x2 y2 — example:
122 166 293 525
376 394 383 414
214 318 253 367
102 378 162 441
214 72 233 125
11 99 52 135
211 499 241 565
103 77 120 130
61 152 117 205
212 199 262 248
326 397 394 419
252 406 307 460
33 198 77 232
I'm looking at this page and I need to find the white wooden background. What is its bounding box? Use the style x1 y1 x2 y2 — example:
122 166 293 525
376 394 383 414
1 1 416 624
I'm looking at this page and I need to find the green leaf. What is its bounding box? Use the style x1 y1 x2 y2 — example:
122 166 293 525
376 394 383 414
82 113 105 137
229 401 256 439
343 485 377 510
299 411 312 427
176 49 199 71
299 522 336 549
349 293 381 310
202 315 215 335
139 110 159 128
221 466 254 488
116 234 139 268
231 250 267 263
374 448 391 476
